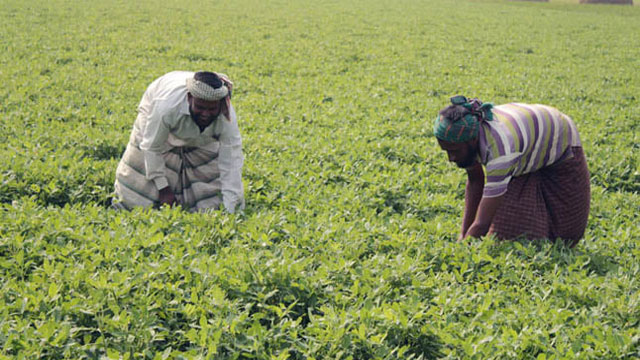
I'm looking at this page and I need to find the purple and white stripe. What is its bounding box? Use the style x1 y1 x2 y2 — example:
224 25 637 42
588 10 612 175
480 103 581 198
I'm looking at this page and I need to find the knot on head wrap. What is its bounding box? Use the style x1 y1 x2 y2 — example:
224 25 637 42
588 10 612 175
186 77 229 101
433 95 494 143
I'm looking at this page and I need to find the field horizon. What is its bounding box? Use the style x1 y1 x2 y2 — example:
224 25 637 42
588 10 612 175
1 0 639 358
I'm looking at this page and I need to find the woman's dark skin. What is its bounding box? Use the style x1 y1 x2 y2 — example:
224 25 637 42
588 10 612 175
437 137 504 240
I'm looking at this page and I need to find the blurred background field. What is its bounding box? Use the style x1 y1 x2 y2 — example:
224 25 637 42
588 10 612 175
507 0 637 5
1 0 639 358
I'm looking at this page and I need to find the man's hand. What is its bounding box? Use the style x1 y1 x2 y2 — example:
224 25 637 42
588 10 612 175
158 186 178 206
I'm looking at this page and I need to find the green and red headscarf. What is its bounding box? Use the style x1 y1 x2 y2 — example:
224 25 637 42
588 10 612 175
433 95 494 143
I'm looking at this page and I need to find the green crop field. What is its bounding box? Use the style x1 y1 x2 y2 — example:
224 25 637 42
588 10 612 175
1 0 639 358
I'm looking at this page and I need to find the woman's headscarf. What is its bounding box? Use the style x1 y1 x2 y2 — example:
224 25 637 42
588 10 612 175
433 95 494 143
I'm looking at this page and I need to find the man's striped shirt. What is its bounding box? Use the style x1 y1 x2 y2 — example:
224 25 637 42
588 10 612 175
478 103 581 198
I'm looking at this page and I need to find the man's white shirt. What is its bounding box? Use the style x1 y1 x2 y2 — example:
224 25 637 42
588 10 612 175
129 71 244 212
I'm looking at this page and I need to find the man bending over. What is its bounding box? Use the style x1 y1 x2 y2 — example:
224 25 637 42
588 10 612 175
113 71 244 213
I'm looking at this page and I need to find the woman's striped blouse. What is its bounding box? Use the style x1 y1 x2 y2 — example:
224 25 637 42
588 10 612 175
478 103 582 198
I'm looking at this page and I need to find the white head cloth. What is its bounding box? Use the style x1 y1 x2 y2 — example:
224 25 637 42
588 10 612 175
186 77 229 101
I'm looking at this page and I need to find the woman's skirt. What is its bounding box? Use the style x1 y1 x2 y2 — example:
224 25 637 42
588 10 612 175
489 146 591 247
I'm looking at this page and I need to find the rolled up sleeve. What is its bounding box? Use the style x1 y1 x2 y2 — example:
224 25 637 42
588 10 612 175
217 105 245 213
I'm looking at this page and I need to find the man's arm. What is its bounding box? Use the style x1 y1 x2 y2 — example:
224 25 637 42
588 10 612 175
217 104 245 213
460 162 485 240
139 101 175 205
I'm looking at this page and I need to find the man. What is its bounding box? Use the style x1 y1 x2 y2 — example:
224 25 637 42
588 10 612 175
113 71 244 213
433 95 590 247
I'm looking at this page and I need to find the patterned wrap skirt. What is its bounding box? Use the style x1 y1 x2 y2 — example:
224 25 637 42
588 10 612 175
489 146 591 247
113 141 223 212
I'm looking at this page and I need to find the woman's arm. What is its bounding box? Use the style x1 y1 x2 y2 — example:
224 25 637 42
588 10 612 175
460 162 485 240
